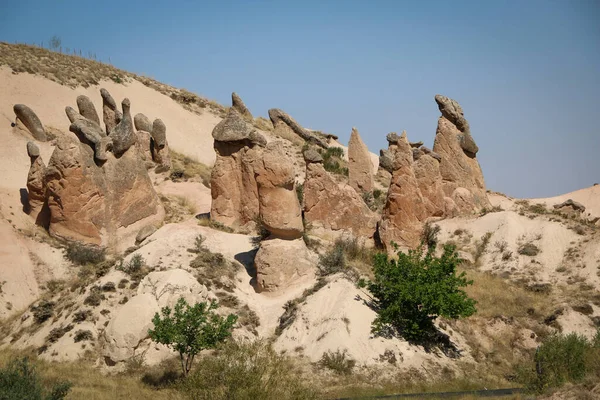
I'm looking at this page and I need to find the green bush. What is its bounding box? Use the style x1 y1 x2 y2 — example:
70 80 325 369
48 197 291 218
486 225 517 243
65 243 105 266
31 300 55 324
518 243 540 256
117 254 147 281
319 147 348 176
179 340 316 399
318 349 356 375
517 330 600 393
0 357 71 399
421 222 441 250
360 245 476 342
148 297 237 376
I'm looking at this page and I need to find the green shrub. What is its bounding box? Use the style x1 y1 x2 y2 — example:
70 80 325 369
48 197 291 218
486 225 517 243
179 340 316 399
421 222 441 250
83 287 104 306
518 243 540 256
65 243 105 266
117 254 147 281
473 232 493 263
73 330 93 343
318 349 356 375
360 245 476 343
148 297 237 376
517 330 600 393
319 147 348 176
296 183 304 205
317 243 346 276
0 357 72 399
31 300 55 324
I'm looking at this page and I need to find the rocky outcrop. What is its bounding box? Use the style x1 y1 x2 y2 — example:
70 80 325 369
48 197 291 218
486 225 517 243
134 113 152 133
553 199 586 213
210 108 265 230
109 98 136 157
13 104 46 141
232 92 253 122
150 119 171 172
378 134 428 249
413 151 445 217
66 106 111 162
254 238 315 292
432 95 489 210
348 127 373 194
76 95 101 126
303 148 378 241
101 88 122 135
268 109 328 148
26 141 47 224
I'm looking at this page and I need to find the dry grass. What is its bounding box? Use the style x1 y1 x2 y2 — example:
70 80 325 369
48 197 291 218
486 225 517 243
0 42 227 117
0 348 182 400
169 150 212 188
159 194 197 223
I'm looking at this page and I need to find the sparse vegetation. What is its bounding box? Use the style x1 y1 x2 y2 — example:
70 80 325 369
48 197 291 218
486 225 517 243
65 243 106 266
117 254 148 281
518 243 540 256
169 150 212 188
473 232 493 264
73 330 93 343
196 216 234 233
360 244 476 343
0 356 72 399
362 190 386 212
317 237 375 278
318 147 348 176
31 300 55 324
188 235 237 291
148 297 237 376
319 349 356 375
83 287 105 306
421 222 441 250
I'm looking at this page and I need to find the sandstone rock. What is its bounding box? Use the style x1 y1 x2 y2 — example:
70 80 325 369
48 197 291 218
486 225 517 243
68 114 111 162
232 92 253 122
149 119 171 172
268 108 328 148
101 88 122 135
254 238 315 292
386 132 400 144
102 293 159 363
421 146 442 162
348 127 373 193
255 142 303 239
210 109 263 229
378 134 428 249
13 104 46 141
434 94 478 156
410 141 424 148
303 148 323 164
150 119 167 149
76 95 101 126
26 141 47 223
135 225 157 244
451 187 476 215
304 162 378 240
110 98 136 156
135 130 153 164
433 95 489 211
379 148 394 173
134 113 152 133
553 199 586 212
413 153 445 217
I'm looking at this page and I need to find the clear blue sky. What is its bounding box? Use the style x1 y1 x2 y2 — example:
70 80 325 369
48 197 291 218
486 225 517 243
1 0 598 198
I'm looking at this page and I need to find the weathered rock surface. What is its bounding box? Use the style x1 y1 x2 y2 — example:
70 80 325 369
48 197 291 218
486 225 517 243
255 142 303 239
433 95 489 211
68 110 111 162
553 199 586 212
268 108 328 148
434 94 478 157
150 119 171 172
304 154 378 240
110 98 136 157
13 104 46 141
232 92 253 122
135 130 153 164
76 95 101 126
210 109 264 229
135 225 157 244
26 141 47 223
255 238 315 292
378 134 428 249
101 88 122 135
379 148 394 173
348 127 373 193
134 113 152 133
413 153 445 217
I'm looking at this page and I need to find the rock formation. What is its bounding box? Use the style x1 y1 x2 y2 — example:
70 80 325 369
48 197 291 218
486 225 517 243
303 147 378 241
134 113 152 133
378 133 428 249
347 127 374 193
29 92 163 249
13 104 47 141
231 92 253 122
268 109 328 148
26 141 47 224
101 88 122 135
432 94 489 210
149 119 171 172
413 148 445 217
76 95 101 126
109 98 136 157
254 142 313 292
210 108 265 230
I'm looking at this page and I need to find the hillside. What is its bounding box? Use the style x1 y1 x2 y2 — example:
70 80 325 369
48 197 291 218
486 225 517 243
0 43 599 399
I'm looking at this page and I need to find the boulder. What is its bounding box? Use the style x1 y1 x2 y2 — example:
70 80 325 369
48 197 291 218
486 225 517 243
150 119 171 172
13 104 46 141
304 154 378 241
432 95 489 211
553 199 586 213
101 88 122 135
134 113 152 133
379 148 394 173
150 119 167 149
231 92 253 122
255 142 303 239
76 95 101 126
378 134 427 249
347 127 373 193
110 98 136 157
255 238 315 292
268 108 328 148
135 225 157 244
210 109 264 230
26 142 47 224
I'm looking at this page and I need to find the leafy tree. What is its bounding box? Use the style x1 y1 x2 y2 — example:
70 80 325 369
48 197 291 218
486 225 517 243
359 244 476 342
0 357 72 400
148 297 237 376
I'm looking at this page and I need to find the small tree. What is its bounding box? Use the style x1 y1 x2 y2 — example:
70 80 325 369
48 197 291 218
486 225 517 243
148 297 237 376
360 244 476 342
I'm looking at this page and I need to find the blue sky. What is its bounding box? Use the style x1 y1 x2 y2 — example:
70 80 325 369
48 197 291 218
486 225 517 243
1 0 598 198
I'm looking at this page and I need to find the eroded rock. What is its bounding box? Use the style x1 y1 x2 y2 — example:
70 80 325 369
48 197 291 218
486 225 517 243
268 108 328 148
348 127 374 194
76 95 101 126
101 88 122 135
14 104 46 141
232 92 253 122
